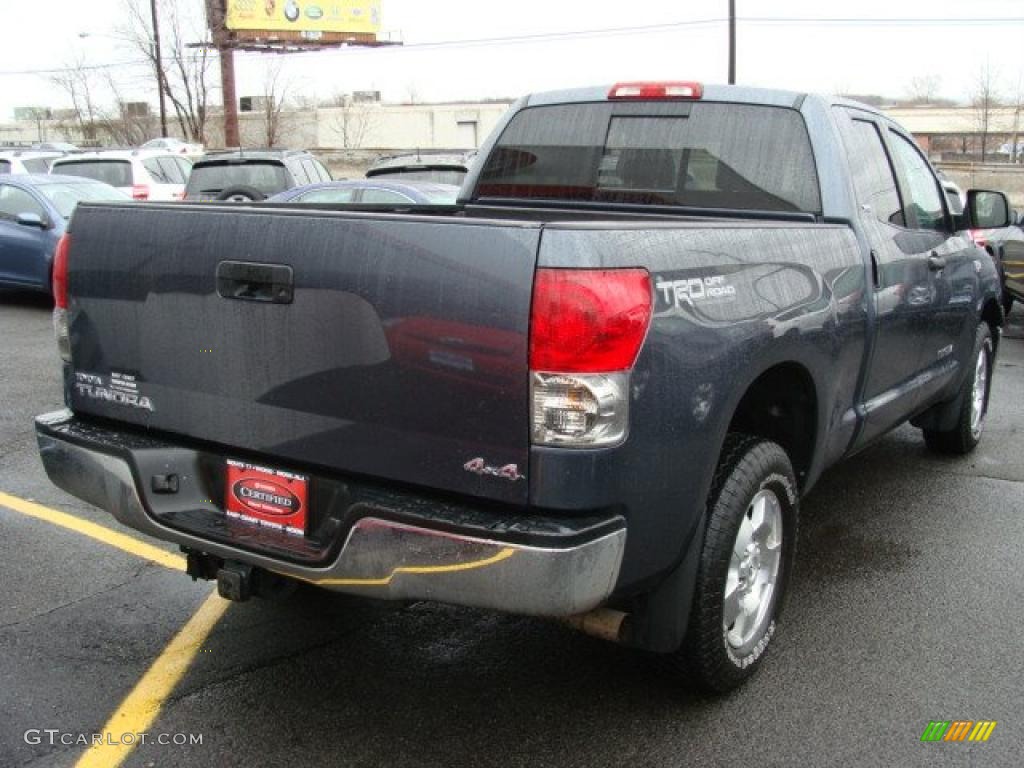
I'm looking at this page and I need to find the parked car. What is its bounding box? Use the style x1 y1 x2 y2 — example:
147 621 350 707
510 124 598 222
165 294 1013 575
268 179 460 205
36 82 1008 694
366 151 475 186
184 150 332 202
32 141 81 153
0 150 66 175
968 198 1024 314
0 174 126 295
50 150 192 201
140 137 204 158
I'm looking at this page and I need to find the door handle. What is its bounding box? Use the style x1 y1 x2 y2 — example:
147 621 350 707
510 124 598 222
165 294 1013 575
216 261 294 304
927 254 947 271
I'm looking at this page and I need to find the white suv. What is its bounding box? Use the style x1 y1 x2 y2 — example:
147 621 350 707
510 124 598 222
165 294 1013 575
50 150 192 201
0 150 65 175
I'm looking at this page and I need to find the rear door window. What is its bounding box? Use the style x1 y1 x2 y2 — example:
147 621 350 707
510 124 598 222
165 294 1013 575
843 117 905 227
143 158 173 183
157 157 187 184
887 131 947 232
477 102 821 213
54 159 132 187
286 159 309 186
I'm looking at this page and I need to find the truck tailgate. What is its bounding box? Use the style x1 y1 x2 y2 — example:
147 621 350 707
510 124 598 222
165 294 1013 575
65 204 540 505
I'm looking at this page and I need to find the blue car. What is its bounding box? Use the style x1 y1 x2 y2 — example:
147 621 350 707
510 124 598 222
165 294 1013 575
268 179 460 205
0 174 127 295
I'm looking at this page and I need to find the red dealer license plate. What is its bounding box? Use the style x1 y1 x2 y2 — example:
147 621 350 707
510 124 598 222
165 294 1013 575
224 459 309 536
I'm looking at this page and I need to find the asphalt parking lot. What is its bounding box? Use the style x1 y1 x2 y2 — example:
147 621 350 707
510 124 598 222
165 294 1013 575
1 289 1022 768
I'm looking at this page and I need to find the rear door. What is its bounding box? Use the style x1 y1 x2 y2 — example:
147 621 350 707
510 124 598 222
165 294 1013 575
836 109 936 443
67 205 540 504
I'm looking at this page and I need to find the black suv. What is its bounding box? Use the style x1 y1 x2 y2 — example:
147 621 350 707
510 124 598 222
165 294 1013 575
184 149 332 202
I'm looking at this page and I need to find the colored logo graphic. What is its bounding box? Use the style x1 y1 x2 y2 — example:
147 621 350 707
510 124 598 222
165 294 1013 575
920 720 997 742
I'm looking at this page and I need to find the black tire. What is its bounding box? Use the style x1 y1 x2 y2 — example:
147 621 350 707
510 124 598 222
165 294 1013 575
923 322 993 455
216 185 266 202
1003 292 1013 317
665 434 799 693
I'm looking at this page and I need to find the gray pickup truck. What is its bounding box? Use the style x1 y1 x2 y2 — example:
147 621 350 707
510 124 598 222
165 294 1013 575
36 82 1009 692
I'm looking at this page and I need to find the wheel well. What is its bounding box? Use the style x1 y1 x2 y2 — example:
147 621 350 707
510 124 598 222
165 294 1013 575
726 363 817 487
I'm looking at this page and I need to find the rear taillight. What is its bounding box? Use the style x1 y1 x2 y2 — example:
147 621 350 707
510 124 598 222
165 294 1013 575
529 268 652 447
52 233 71 361
608 81 703 100
132 184 150 200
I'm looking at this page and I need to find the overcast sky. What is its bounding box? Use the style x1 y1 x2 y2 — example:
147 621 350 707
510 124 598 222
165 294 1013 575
1 0 1023 123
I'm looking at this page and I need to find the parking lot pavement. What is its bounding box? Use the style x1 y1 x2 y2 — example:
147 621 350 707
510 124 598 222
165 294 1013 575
1 289 1022 768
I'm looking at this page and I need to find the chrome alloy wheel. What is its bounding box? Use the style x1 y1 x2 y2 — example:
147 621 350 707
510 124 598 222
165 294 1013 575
970 342 990 439
723 489 783 650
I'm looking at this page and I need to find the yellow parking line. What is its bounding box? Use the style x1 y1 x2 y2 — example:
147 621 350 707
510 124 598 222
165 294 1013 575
0 491 185 571
75 590 230 768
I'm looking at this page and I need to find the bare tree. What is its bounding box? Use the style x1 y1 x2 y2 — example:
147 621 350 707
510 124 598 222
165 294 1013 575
329 93 379 149
971 62 1002 162
905 75 942 105
120 0 212 142
48 54 102 142
260 61 292 148
1009 73 1024 163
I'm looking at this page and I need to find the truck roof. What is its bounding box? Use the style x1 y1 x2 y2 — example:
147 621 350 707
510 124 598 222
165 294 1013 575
522 82 884 116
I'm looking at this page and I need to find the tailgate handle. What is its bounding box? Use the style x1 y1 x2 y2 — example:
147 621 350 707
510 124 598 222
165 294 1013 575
216 261 293 304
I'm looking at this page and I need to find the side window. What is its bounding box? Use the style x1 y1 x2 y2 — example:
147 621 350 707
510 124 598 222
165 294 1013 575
0 185 46 220
0 160 11 175
286 160 309 186
843 116 905 228
156 157 186 184
296 188 355 203
143 158 171 183
360 189 414 204
888 131 947 232
312 159 332 181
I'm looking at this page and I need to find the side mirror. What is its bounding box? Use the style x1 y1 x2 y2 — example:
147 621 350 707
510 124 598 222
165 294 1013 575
16 212 46 229
966 190 1010 229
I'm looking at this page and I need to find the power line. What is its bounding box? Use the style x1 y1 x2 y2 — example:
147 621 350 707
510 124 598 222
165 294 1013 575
3 14 1024 77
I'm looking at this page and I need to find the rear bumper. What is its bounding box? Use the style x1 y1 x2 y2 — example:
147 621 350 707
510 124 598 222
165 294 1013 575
35 409 625 616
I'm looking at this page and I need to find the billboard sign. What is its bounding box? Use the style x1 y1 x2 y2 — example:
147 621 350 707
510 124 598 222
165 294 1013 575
226 1 381 35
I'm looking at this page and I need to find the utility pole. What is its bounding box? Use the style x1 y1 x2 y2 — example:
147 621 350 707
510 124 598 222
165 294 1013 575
207 0 240 147
728 0 736 85
149 0 168 137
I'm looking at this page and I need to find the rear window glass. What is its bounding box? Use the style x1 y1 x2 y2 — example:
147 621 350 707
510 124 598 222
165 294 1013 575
476 102 821 213
55 159 132 188
371 168 466 186
186 162 290 195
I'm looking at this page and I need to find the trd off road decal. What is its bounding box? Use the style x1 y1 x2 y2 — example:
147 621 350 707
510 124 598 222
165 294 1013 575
73 371 154 412
654 273 737 313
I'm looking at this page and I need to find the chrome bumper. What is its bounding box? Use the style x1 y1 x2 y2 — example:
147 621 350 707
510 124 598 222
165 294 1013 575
36 410 625 616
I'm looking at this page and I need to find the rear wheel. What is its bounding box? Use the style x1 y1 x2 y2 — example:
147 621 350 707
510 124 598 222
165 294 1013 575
663 434 798 693
923 322 993 455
